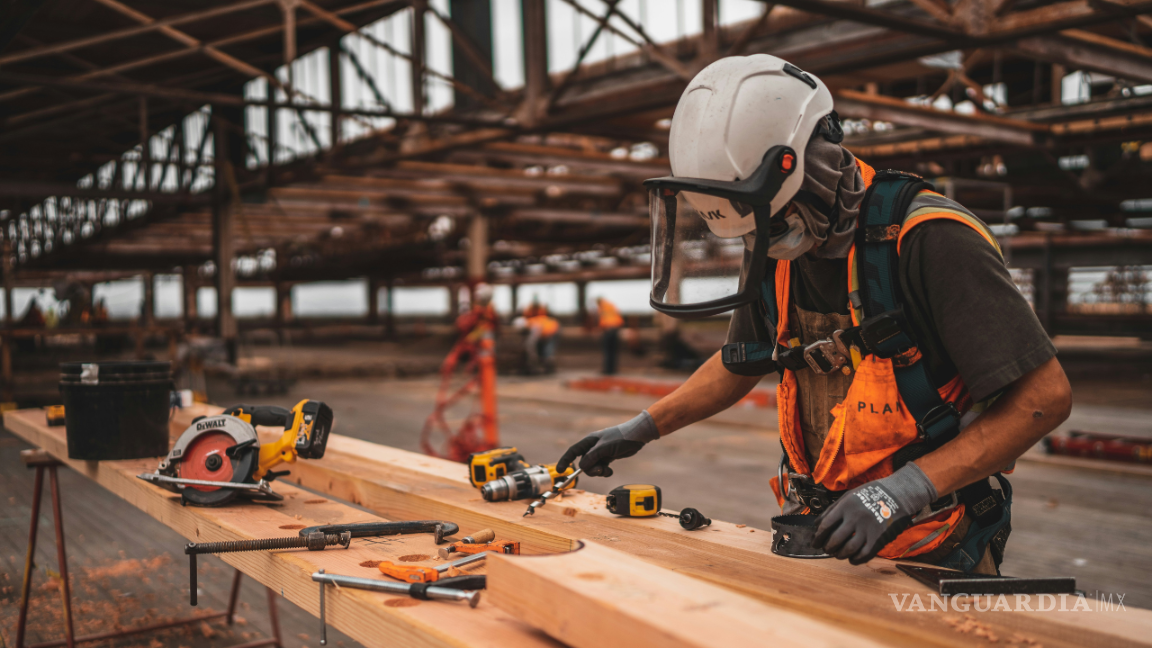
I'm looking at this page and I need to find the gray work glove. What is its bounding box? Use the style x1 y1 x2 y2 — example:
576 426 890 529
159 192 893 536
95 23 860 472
813 463 938 565
556 411 660 477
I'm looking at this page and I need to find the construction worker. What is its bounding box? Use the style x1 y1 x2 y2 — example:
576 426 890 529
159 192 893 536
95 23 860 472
455 283 498 341
558 55 1071 575
595 296 624 375
525 305 560 374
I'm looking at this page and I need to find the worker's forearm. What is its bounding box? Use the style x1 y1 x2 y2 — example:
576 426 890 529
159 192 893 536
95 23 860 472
647 351 766 436
916 356 1072 496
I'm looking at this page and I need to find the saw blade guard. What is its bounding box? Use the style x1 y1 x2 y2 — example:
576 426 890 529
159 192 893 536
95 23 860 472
160 415 260 505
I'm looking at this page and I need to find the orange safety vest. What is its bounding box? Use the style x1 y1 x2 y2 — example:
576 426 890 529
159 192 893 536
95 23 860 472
772 159 1000 560
598 301 624 329
529 314 560 337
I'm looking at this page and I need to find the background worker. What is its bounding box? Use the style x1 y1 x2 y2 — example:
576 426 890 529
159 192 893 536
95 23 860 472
558 55 1072 575
595 296 624 375
525 305 560 374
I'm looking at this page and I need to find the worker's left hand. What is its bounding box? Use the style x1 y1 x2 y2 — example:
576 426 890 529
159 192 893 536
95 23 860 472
813 463 939 564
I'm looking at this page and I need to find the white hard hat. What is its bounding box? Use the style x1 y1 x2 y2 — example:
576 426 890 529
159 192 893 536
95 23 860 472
668 54 835 238
473 282 494 304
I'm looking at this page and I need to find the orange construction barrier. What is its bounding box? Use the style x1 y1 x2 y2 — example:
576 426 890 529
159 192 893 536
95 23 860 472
421 330 500 462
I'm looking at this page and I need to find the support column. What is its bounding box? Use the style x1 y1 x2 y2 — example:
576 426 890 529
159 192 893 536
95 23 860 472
521 0 548 126
275 282 293 324
384 279 396 339
367 278 380 325
141 272 154 327
182 267 198 330
410 4 426 115
327 41 343 147
701 0 719 61
266 78 279 167
576 280 588 325
212 109 241 364
510 283 519 315
448 283 461 321
139 97 151 190
467 215 489 283
2 241 14 328
1051 64 1065 104
448 0 494 111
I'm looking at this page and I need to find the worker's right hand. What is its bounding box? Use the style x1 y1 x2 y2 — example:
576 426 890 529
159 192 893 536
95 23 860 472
557 411 660 477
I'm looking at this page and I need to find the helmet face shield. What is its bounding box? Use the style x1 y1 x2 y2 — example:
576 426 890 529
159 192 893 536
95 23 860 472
645 145 795 319
650 189 748 312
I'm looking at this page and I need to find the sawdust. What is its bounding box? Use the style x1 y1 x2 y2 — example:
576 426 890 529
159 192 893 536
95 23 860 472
562 507 578 517
279 524 305 530
359 560 382 568
576 573 605 581
945 614 1003 643
736 524 746 528
304 499 327 504
294 514 303 520
443 567 462 577
200 621 216 638
384 598 421 608
298 634 310 640
569 489 585 494
399 554 431 562
83 555 171 580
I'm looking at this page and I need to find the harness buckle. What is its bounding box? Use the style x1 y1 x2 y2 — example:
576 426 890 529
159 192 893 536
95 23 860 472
916 402 961 441
787 474 842 513
802 332 852 375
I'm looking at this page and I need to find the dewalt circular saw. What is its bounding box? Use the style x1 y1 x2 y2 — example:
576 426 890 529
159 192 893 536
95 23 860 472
138 400 333 506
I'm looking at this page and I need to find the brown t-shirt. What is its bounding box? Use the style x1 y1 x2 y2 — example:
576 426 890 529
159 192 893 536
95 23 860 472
726 219 1056 403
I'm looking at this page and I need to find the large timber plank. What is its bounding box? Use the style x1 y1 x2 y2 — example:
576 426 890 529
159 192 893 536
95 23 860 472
488 541 881 648
4 409 558 648
170 406 1152 648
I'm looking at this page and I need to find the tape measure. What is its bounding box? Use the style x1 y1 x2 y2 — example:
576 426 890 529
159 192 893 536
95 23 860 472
606 484 712 530
606 484 662 517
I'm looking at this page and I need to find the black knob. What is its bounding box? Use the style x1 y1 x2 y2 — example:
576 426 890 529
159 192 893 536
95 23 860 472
205 454 223 471
678 508 711 531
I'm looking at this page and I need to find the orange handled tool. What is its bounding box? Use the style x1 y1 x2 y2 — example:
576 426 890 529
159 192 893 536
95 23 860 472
437 539 519 560
378 551 490 583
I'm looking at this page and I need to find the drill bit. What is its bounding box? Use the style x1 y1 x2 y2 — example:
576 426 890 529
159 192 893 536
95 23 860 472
524 469 582 516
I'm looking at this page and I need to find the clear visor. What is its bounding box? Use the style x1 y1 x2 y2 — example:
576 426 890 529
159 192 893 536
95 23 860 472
650 189 749 309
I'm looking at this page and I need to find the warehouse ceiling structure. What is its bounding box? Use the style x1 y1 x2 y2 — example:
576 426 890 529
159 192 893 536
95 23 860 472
2 0 1151 339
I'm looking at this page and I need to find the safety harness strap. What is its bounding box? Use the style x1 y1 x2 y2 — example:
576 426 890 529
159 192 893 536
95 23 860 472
856 171 962 442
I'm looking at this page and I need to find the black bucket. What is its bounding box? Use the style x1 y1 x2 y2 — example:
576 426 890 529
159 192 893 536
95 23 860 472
59 361 173 460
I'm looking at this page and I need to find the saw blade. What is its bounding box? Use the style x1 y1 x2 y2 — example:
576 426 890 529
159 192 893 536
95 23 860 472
176 430 257 506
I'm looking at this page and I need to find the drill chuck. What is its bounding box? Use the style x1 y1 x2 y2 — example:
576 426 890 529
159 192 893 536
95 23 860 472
480 465 554 502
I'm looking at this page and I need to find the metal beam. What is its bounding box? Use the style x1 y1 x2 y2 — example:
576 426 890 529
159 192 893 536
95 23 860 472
838 89 1045 145
0 0 277 66
0 181 213 203
1015 32 1152 84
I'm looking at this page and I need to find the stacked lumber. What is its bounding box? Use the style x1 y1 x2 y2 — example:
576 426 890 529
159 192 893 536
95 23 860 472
7 406 1152 648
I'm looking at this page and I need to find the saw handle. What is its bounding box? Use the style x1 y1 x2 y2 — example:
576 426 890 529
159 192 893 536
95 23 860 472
223 405 292 429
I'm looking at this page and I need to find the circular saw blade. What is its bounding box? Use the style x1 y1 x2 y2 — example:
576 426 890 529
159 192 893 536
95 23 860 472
176 429 257 506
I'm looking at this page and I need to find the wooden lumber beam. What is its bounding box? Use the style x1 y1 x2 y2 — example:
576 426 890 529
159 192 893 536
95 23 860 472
164 408 1150 648
1 409 557 648
1014 33 1152 84
834 89 1044 146
488 541 885 648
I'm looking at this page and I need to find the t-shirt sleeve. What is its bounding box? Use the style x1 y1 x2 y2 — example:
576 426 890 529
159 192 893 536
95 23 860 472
902 220 1056 402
